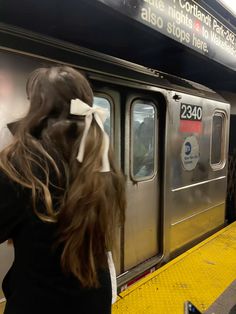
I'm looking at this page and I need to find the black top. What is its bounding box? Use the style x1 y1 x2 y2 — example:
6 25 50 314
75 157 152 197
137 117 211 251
0 170 112 314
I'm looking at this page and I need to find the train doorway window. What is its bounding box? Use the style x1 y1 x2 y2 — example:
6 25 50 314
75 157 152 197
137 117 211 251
131 100 156 180
210 111 227 169
93 96 112 138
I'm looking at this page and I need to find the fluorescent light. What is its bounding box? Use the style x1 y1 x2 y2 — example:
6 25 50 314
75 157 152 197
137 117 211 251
218 0 236 17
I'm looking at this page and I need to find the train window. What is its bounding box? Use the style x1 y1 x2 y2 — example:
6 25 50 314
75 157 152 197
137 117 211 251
210 112 226 169
131 101 156 180
93 96 111 137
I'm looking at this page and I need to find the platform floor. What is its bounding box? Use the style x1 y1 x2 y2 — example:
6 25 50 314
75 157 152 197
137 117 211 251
0 302 4 314
1 222 236 314
112 222 236 314
205 280 236 314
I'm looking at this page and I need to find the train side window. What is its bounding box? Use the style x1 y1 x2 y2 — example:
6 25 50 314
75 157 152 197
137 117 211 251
93 96 112 137
210 111 226 169
131 101 156 180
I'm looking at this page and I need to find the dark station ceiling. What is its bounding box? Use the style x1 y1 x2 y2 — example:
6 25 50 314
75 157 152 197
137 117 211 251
0 0 235 92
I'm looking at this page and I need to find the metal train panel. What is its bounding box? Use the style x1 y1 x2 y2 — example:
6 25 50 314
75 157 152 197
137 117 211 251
164 92 229 254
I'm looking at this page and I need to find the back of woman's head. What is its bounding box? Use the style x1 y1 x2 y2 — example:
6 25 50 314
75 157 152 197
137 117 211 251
0 66 126 287
25 66 93 137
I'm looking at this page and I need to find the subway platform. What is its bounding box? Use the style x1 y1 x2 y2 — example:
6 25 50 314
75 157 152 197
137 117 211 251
112 222 236 314
0 302 4 314
1 222 236 314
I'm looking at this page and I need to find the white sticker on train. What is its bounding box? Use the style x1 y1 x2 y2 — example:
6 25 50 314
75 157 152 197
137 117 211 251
181 135 200 171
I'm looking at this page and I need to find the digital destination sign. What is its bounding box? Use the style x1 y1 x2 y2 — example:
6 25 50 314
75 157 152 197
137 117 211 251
98 0 236 71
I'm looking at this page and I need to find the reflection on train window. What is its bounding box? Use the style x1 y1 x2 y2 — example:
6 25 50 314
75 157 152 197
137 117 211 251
211 112 226 167
93 96 111 137
132 101 156 180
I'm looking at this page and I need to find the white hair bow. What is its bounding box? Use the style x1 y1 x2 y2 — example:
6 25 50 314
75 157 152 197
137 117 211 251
70 99 110 172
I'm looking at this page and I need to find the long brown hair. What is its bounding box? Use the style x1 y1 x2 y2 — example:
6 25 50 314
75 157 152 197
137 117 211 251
0 66 126 287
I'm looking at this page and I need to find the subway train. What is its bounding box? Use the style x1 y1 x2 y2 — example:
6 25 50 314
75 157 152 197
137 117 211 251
0 27 230 297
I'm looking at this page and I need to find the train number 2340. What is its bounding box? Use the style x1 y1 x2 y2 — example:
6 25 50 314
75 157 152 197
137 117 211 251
180 103 202 121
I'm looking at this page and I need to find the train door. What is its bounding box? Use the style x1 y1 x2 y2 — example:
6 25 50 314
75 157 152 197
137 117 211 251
92 84 162 280
124 93 161 271
92 86 122 274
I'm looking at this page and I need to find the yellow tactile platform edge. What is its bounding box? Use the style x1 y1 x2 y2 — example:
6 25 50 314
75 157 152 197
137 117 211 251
0 302 4 314
112 222 236 314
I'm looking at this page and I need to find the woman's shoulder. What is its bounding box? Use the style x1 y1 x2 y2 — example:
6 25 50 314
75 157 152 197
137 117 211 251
0 169 29 243
0 169 28 202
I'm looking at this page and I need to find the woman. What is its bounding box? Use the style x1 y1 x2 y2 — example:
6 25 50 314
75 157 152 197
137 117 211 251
0 66 126 314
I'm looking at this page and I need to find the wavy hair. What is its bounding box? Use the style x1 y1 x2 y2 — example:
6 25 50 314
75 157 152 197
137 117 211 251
0 66 126 287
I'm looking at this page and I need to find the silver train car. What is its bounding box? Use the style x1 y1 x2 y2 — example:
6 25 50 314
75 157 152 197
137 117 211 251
0 28 230 296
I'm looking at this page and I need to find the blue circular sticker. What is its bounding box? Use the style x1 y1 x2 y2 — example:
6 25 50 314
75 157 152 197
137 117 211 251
181 136 199 171
185 142 192 155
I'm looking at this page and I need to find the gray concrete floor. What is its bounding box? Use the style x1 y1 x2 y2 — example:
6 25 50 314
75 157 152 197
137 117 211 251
205 280 236 314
